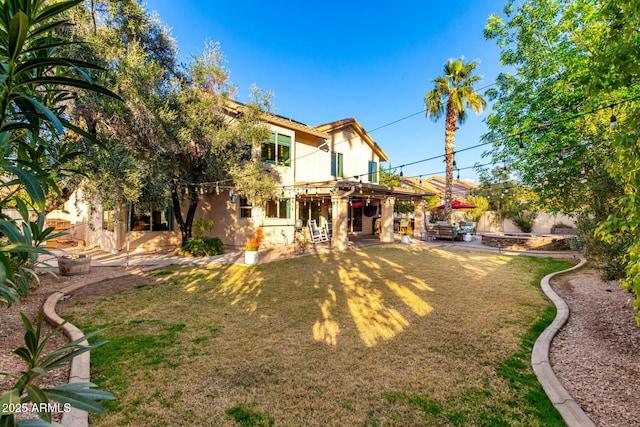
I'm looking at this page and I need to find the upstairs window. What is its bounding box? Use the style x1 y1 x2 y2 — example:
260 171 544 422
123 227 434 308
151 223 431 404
368 161 378 183
261 132 291 166
331 152 344 178
266 199 291 219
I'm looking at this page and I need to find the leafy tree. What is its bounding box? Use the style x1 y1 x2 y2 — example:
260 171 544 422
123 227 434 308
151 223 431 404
482 0 621 217
424 58 486 223
394 202 414 214
483 0 640 321
61 0 178 213
590 0 640 320
62 1 274 244
166 54 274 243
0 0 119 304
379 164 401 187
464 194 489 224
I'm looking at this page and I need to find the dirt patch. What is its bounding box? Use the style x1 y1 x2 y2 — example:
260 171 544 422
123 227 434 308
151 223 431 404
550 267 640 427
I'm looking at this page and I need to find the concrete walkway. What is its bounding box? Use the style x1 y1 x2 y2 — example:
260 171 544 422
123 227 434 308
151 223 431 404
42 233 579 269
41 234 590 427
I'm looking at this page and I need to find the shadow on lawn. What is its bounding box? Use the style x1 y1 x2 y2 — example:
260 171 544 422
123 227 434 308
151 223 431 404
172 244 513 349
310 247 437 347
306 245 518 348
171 245 528 349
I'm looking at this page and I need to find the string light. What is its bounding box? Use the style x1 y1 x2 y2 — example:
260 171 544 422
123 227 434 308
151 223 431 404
173 95 638 193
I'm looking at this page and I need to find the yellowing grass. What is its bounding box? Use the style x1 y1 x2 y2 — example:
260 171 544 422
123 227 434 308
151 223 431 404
61 245 570 426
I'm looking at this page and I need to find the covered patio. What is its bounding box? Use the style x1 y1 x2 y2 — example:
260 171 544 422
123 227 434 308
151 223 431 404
294 180 435 250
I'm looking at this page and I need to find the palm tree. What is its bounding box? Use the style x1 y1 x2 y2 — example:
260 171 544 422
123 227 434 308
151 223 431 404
425 58 486 223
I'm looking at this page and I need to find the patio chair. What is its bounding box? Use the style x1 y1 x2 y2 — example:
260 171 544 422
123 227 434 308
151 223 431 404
308 220 329 243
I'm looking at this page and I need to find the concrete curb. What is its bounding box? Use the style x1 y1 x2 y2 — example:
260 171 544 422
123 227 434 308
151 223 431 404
42 265 169 427
532 257 596 427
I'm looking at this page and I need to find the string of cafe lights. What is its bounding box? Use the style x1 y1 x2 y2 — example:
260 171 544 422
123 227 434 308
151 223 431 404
177 93 639 196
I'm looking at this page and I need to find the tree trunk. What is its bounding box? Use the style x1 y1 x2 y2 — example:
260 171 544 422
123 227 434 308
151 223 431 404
171 181 199 245
443 98 459 223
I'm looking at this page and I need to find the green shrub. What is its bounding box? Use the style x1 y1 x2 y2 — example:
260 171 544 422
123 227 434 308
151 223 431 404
512 212 537 233
179 237 224 257
552 222 574 229
579 217 628 281
192 218 214 238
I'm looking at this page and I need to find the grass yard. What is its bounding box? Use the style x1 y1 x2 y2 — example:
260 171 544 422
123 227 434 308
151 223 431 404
61 245 572 426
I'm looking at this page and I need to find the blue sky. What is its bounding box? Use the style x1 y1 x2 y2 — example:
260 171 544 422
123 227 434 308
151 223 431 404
144 0 506 182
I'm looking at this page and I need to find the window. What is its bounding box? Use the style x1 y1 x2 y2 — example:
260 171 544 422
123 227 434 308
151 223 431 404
368 161 378 183
261 132 291 166
239 197 252 218
299 201 324 227
331 152 343 178
102 203 116 232
266 199 291 219
129 206 173 231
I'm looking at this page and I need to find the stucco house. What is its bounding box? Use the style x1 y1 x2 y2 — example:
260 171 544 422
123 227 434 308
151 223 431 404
50 102 432 253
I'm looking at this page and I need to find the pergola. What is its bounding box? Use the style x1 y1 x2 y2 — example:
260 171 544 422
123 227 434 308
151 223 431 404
294 180 435 250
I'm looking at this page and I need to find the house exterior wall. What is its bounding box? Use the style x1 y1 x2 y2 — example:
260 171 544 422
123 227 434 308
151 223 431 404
296 127 382 184
295 133 331 183
52 114 392 254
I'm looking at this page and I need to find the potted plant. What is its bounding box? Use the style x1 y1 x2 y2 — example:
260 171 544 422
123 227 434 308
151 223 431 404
245 227 264 265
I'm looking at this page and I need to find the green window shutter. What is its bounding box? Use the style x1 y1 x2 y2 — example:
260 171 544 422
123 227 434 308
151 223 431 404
368 161 378 183
331 152 337 176
279 199 291 219
337 153 344 178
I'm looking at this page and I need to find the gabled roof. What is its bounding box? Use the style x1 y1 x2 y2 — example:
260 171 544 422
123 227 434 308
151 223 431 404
225 100 330 140
314 118 389 161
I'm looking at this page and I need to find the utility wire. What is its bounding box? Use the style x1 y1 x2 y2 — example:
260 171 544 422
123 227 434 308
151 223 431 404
179 93 639 190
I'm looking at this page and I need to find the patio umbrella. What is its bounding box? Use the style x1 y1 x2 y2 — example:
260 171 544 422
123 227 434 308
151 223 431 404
432 200 478 210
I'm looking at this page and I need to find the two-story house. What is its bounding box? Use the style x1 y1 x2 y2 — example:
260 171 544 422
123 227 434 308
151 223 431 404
53 102 432 253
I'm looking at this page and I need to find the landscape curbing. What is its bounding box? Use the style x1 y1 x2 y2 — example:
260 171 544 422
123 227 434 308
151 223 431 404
42 265 168 427
532 257 596 427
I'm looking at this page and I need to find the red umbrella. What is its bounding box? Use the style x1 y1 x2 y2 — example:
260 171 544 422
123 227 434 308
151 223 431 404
433 200 478 210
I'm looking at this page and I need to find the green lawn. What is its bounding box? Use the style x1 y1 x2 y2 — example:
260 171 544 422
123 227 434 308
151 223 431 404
61 245 572 426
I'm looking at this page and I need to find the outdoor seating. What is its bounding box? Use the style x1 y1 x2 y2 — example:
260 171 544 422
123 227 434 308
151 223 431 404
308 220 329 243
427 222 463 241
399 218 412 235
459 221 477 235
